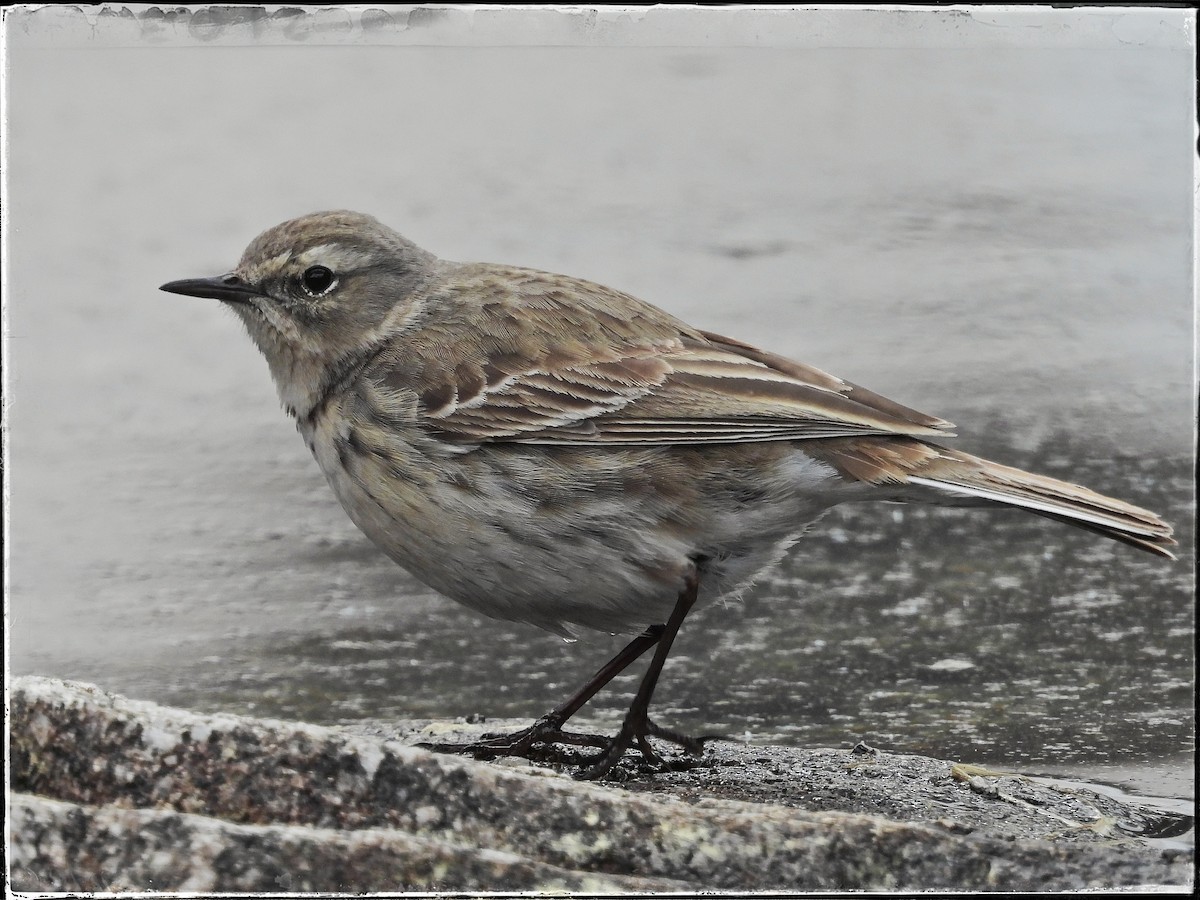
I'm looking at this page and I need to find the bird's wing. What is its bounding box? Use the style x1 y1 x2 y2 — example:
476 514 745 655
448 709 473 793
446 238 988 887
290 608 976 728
368 267 954 446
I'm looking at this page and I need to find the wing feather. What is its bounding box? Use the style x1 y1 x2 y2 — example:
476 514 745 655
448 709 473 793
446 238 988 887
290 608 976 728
366 264 954 446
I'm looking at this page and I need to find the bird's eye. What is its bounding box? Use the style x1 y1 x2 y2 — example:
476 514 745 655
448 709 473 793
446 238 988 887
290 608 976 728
301 265 337 297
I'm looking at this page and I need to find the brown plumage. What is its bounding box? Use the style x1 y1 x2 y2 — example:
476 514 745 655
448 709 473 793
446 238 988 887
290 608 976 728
161 210 1176 778
358 264 1172 557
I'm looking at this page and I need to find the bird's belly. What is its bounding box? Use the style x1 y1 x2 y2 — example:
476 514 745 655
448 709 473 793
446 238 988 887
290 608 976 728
305 413 846 635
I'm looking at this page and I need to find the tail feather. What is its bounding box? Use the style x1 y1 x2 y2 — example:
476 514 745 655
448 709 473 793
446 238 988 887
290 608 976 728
813 438 1177 559
1013 507 1177 558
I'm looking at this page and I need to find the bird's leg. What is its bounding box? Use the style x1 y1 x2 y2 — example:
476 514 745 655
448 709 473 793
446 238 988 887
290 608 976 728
578 566 708 781
420 624 664 758
422 561 713 775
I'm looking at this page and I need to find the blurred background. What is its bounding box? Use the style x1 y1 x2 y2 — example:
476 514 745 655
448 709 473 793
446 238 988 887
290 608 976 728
6 8 1194 802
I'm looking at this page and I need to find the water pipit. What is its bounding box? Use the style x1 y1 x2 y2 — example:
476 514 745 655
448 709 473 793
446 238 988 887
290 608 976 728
161 210 1175 779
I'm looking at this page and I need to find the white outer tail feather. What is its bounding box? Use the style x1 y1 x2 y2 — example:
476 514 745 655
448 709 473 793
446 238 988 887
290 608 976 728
907 476 1166 538
905 467 1176 560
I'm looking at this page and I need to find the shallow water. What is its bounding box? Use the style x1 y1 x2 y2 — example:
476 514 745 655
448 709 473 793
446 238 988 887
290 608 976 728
7 28 1194 805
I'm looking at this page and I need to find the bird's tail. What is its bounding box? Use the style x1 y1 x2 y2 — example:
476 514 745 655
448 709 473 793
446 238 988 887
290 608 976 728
812 437 1177 559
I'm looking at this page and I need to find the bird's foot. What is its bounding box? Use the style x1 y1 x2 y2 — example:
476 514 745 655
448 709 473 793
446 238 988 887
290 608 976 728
420 714 712 778
418 714 610 762
577 717 711 781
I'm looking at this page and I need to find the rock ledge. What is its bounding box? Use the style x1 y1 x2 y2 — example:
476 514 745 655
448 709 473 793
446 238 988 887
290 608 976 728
10 677 1192 892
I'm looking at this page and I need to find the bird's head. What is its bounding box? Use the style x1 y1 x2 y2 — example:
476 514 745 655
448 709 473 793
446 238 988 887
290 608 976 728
161 210 438 416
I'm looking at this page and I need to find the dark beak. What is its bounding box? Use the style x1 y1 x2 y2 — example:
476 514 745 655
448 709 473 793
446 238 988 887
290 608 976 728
159 274 263 304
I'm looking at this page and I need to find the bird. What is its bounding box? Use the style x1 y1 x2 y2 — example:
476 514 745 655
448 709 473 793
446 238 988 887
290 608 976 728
160 210 1175 779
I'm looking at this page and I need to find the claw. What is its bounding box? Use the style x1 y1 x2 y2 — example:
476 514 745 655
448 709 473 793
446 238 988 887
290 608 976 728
636 732 664 765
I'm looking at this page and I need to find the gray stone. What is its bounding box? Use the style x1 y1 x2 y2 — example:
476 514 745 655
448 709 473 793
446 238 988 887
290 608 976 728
9 677 1192 892
10 794 687 893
